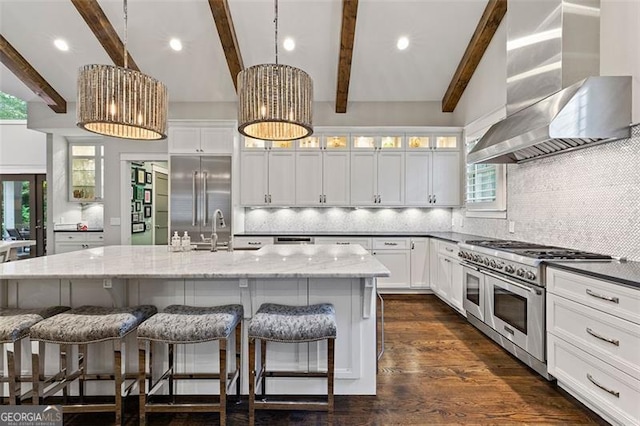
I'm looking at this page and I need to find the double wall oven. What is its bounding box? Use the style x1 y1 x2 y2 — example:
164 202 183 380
458 240 610 379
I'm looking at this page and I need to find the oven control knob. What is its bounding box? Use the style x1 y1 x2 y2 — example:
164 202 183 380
484 257 490 265
496 262 504 269
489 260 497 268
473 254 481 262
504 265 515 273
525 271 536 280
516 268 525 277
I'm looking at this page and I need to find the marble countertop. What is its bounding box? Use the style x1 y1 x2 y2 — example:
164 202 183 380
234 232 484 243
0 240 36 249
0 245 390 280
546 260 640 290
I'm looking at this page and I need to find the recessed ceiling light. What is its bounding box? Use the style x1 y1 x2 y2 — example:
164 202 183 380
169 38 183 51
283 37 295 51
54 39 69 51
397 36 409 51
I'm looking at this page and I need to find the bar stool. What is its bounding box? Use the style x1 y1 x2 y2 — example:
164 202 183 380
137 304 243 426
0 306 70 404
29 305 157 425
248 303 337 426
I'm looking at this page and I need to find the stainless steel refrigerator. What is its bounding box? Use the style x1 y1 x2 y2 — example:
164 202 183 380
170 156 231 245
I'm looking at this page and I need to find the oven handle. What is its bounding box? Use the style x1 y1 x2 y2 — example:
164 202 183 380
462 262 538 294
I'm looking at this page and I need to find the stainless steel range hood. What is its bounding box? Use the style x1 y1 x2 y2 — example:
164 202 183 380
468 0 632 164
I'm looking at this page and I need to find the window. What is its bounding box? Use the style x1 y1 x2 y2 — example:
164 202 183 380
0 91 27 120
464 110 506 217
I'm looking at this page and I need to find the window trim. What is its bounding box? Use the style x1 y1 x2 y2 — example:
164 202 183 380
463 108 507 217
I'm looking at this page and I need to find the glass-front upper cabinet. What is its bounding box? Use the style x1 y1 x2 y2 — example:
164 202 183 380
297 135 348 150
351 135 403 150
68 142 104 202
243 137 294 150
407 133 460 150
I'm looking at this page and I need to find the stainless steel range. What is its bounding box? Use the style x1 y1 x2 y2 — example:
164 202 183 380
457 240 610 380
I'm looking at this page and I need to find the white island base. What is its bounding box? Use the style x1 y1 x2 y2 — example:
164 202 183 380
0 245 389 396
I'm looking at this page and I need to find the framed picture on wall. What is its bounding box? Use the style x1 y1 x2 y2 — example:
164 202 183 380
131 168 136 183
143 188 152 204
134 201 142 212
132 222 145 233
136 168 146 185
130 185 134 200
144 205 152 218
134 186 144 201
145 172 152 184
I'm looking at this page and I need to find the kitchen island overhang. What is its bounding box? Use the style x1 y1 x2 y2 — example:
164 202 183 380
0 244 389 395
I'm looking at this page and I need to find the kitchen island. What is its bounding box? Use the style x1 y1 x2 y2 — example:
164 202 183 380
0 244 389 395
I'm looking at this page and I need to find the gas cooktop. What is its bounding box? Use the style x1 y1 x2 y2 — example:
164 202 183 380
464 240 611 260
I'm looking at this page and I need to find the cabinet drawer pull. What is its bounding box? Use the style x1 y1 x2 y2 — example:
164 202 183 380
586 328 619 346
336 242 350 245
445 247 454 252
444 258 451 263
384 242 397 246
587 373 620 398
586 289 619 304
248 242 262 246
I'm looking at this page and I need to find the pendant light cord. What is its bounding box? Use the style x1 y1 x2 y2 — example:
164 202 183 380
123 0 128 69
274 0 278 65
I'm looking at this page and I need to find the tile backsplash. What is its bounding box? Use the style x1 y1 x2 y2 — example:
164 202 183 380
244 207 452 233
453 124 640 261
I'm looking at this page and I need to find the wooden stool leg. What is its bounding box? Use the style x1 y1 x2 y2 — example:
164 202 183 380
219 338 227 426
235 323 241 399
78 344 86 402
328 339 335 425
249 337 256 426
7 343 18 405
260 339 267 399
168 343 175 402
114 340 123 426
30 341 40 405
138 340 147 426
148 340 154 392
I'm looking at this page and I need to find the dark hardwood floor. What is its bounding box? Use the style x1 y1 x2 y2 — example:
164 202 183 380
65 295 606 425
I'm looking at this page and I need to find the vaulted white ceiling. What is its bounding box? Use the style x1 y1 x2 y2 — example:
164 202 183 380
0 0 488 109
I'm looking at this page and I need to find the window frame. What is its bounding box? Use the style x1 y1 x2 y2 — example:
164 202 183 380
463 108 507 218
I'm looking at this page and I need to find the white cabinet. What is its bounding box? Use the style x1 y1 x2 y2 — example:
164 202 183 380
350 151 404 206
547 267 640 426
169 127 233 154
314 237 372 251
295 135 350 206
240 150 295 206
69 142 103 202
372 238 411 291
429 238 439 291
405 151 460 207
432 239 464 313
410 238 429 288
54 232 104 254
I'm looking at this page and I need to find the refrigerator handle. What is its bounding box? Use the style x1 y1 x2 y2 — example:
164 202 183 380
202 172 208 227
192 171 198 226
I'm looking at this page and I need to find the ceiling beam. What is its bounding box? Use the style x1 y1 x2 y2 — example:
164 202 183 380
335 0 359 114
208 0 244 91
71 0 139 71
0 34 67 113
441 0 507 113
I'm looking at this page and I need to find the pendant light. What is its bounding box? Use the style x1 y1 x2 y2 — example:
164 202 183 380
76 0 168 140
237 0 313 141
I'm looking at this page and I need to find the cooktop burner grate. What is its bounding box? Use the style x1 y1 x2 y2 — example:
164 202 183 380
464 240 611 260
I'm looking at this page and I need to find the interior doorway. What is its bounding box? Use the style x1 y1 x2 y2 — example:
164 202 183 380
129 161 168 246
0 174 46 257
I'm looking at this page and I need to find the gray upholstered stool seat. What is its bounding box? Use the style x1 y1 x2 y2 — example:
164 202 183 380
137 304 243 426
0 306 70 343
138 304 243 343
0 306 69 405
248 303 337 426
248 303 337 343
29 305 157 344
30 305 157 426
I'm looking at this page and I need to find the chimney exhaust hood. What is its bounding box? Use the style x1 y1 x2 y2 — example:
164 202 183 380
468 0 632 164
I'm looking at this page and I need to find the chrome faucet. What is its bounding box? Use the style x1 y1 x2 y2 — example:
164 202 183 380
211 209 226 252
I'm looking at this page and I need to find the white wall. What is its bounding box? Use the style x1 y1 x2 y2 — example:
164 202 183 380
600 0 640 124
0 121 46 174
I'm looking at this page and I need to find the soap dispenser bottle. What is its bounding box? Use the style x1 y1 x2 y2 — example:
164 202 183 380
171 232 181 252
182 231 191 251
